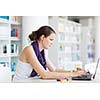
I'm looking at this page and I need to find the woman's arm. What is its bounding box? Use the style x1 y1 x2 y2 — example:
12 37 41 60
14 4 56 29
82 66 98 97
46 57 85 74
25 46 84 79
44 49 70 72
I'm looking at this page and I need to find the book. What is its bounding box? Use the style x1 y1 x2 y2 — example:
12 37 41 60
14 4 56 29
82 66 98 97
0 16 9 20
11 28 19 37
0 62 9 67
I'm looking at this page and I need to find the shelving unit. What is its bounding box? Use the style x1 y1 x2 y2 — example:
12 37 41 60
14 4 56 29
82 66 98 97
48 16 82 70
0 16 22 82
10 17 22 73
81 26 95 65
80 18 95 65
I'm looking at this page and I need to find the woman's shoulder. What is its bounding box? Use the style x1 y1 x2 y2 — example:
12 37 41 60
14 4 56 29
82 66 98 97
19 44 36 62
23 45 33 53
19 45 32 62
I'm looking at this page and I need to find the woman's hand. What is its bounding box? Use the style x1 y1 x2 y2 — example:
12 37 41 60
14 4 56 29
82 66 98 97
72 68 87 76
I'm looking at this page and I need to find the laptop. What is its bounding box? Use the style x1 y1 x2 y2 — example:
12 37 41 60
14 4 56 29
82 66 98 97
72 58 100 81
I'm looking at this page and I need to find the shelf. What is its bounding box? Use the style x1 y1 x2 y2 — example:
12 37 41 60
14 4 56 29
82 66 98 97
58 41 80 44
10 37 20 41
11 54 19 57
0 16 21 82
0 36 10 40
0 18 9 24
10 21 21 25
58 51 72 54
72 51 80 54
0 54 10 58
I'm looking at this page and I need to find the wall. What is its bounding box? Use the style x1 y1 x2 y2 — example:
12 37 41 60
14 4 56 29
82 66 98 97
22 16 48 48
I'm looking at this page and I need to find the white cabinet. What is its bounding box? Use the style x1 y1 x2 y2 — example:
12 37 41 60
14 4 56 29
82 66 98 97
0 16 22 82
48 16 82 70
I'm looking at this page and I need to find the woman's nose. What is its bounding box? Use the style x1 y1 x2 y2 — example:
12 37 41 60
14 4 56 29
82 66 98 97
51 42 53 45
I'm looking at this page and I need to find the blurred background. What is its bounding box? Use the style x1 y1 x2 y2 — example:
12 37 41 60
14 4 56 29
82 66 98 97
0 16 100 82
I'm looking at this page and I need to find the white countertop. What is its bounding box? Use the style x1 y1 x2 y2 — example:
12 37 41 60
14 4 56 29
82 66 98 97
12 73 100 83
13 76 57 83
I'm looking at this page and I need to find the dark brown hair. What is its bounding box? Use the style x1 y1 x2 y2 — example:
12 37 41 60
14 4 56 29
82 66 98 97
29 26 56 41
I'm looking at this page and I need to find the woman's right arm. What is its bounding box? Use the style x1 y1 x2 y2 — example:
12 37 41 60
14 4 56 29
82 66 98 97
24 46 83 79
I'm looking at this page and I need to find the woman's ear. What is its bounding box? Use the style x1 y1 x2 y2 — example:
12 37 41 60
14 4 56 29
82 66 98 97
40 35 45 41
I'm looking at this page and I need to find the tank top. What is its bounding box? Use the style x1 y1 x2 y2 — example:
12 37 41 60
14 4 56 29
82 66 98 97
13 40 47 81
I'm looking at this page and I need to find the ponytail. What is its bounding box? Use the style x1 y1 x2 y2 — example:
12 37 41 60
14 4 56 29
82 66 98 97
28 26 56 41
28 31 38 41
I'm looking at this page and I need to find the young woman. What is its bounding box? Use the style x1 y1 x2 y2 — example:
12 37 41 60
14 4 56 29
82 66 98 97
13 26 85 81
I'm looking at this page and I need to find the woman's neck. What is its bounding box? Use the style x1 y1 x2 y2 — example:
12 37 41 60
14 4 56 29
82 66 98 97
37 40 44 52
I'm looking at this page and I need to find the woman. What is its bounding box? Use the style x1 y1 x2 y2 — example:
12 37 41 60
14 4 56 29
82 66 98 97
13 25 85 81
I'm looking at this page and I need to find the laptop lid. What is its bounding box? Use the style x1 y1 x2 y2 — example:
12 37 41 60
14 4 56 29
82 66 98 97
93 58 100 79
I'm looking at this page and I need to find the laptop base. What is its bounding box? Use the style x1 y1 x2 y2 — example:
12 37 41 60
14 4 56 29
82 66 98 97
72 74 92 81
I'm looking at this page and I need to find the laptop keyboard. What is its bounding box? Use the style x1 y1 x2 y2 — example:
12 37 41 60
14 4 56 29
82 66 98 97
72 72 93 81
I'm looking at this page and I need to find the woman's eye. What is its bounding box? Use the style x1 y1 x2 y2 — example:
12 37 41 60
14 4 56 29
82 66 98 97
50 39 53 41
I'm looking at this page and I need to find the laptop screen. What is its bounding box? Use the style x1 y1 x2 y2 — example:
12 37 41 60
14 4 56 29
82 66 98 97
93 58 100 79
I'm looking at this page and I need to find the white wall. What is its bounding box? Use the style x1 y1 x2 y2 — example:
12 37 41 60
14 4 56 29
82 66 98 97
22 16 48 48
94 16 100 61
80 17 100 63
80 18 95 64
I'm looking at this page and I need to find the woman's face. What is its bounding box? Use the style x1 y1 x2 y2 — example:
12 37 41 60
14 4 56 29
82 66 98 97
42 33 56 49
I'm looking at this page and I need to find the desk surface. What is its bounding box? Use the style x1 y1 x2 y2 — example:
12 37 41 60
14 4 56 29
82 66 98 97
13 73 100 83
13 77 57 83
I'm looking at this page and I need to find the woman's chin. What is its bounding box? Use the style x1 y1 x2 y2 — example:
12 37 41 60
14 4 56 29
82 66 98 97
44 47 49 49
